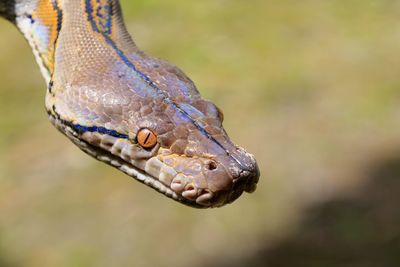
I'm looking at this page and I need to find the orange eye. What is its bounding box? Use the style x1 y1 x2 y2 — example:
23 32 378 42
137 128 157 149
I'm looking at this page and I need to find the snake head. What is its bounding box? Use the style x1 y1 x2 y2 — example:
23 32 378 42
1 0 259 207
48 57 259 208
50 91 259 208
40 0 259 208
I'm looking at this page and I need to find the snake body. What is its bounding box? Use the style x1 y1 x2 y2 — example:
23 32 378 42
0 0 259 208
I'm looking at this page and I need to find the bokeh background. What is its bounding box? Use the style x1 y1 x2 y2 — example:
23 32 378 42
1 0 400 266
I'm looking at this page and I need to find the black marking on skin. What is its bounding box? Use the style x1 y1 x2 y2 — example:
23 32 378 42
25 21 52 75
95 0 113 34
73 124 129 139
50 0 63 80
84 0 246 169
49 105 129 139
45 0 63 91
51 105 61 120
51 0 63 47
27 14 35 24
48 80 54 93
16 12 51 74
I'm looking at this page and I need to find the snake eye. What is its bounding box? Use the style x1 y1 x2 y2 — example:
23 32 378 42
137 128 158 149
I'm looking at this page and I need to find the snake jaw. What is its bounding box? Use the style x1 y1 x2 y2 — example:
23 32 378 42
50 111 259 208
49 114 204 207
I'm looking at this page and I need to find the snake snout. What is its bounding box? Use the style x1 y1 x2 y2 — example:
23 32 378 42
240 163 260 194
156 142 259 207
190 153 260 207
225 158 260 204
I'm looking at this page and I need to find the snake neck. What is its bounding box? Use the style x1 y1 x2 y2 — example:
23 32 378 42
4 0 136 84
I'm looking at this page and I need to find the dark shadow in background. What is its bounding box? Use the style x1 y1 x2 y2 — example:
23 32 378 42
0 250 16 267
208 154 400 267
0 231 19 267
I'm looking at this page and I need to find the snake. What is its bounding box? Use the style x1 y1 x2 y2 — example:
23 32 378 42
0 0 260 208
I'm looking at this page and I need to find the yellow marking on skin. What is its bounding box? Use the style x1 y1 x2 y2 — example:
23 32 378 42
31 0 60 74
109 7 120 40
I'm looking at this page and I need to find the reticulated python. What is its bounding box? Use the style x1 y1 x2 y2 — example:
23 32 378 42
0 0 259 208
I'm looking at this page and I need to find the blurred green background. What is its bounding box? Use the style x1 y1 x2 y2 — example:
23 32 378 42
1 0 400 266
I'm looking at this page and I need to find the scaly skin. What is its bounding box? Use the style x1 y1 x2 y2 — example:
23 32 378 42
0 0 260 208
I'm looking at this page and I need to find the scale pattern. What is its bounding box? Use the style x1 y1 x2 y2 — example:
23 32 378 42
1 0 260 208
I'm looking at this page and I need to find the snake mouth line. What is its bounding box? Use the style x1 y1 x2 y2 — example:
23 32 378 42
48 114 212 208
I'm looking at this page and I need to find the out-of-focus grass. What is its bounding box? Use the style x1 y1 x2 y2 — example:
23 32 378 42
1 0 400 266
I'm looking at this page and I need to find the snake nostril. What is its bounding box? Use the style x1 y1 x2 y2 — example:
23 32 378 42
206 160 217 171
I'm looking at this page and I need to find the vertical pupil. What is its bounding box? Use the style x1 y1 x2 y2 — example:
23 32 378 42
144 133 151 144
137 128 157 148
